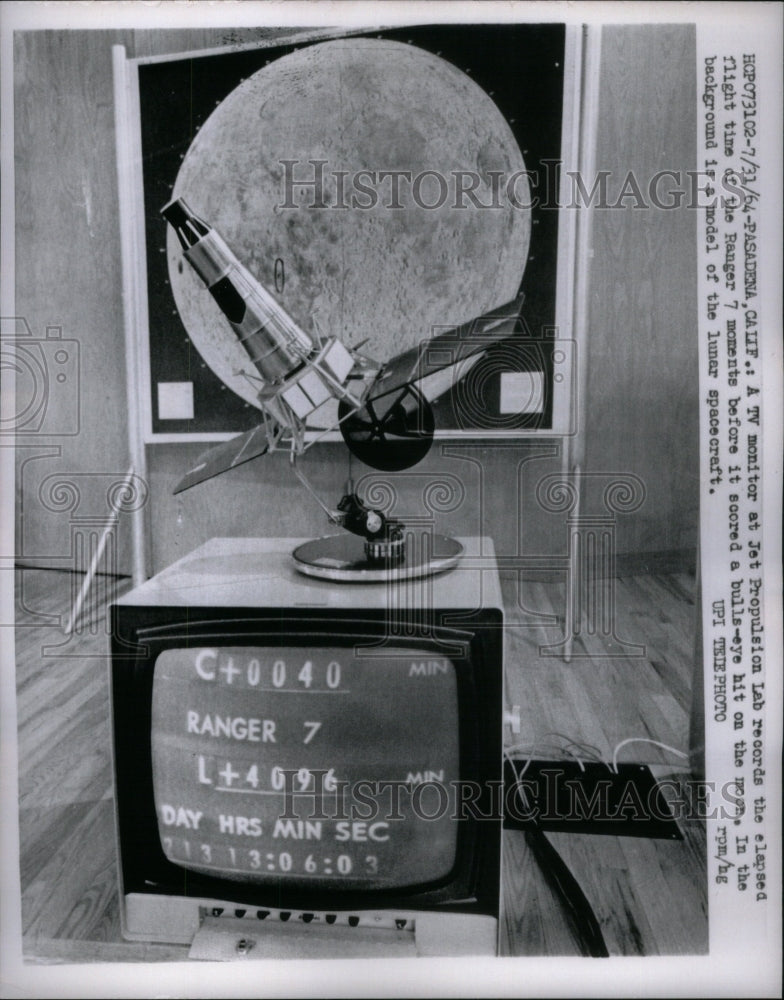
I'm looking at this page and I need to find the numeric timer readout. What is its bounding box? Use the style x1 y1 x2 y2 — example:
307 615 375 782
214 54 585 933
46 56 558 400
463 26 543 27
151 645 461 890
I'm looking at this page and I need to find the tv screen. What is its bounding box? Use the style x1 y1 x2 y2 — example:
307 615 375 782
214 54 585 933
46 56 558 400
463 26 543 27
111 584 503 955
151 644 461 891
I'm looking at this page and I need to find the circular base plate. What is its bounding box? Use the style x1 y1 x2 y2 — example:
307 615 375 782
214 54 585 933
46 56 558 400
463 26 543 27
292 533 463 583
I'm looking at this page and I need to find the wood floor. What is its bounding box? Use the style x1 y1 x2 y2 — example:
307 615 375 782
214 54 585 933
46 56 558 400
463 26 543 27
498 569 706 956
11 565 706 962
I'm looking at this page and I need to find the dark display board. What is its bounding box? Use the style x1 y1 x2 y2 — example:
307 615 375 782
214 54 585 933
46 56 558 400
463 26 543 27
135 24 567 437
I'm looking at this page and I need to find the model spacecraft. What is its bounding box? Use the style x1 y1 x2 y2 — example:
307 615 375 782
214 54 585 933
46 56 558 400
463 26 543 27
162 198 524 562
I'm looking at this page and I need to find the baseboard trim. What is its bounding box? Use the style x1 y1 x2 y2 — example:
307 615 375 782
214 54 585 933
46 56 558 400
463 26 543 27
15 561 131 579
501 548 697 583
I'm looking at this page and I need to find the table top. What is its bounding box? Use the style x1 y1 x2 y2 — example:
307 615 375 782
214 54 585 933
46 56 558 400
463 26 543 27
115 535 504 612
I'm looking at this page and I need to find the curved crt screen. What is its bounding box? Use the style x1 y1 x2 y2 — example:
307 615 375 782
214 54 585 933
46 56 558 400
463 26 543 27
151 646 460 891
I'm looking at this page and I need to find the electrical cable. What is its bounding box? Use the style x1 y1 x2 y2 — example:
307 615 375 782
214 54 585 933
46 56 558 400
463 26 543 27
504 753 610 958
523 826 610 958
505 742 580 779
611 737 688 773
506 732 604 761
541 731 605 763
505 732 605 776
505 741 582 760
508 731 688 775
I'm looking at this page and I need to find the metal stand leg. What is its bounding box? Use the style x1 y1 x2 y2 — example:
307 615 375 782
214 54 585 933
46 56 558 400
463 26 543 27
63 465 133 635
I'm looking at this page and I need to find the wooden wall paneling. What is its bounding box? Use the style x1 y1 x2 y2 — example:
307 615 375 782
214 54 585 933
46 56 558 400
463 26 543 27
584 25 699 558
13 31 136 575
12 29 298 577
146 441 566 575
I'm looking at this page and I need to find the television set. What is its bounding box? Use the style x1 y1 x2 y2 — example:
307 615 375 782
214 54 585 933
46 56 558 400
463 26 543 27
109 536 504 958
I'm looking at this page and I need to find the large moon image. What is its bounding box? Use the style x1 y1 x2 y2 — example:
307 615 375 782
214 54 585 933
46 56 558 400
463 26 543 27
168 38 531 409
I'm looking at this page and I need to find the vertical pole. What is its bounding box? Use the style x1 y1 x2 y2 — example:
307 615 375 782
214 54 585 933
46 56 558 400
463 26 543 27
564 26 602 662
64 466 134 635
113 44 149 586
